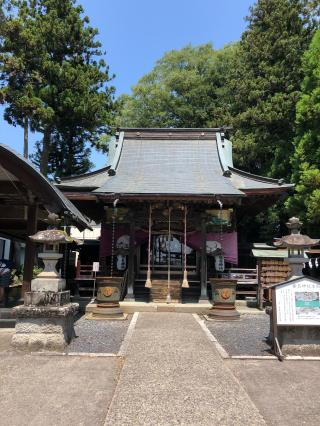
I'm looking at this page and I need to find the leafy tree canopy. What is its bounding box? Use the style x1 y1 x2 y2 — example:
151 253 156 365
286 29 320 229
230 0 317 178
0 0 115 176
117 43 238 129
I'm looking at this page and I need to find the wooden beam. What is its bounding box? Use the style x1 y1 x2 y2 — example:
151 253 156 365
22 204 38 295
63 192 97 201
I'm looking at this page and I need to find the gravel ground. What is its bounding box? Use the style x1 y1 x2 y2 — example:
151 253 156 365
206 314 272 356
68 314 131 354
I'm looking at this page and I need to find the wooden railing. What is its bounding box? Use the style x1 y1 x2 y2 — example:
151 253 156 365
218 268 258 299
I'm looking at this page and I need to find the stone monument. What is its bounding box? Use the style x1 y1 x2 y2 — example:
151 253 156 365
11 217 79 351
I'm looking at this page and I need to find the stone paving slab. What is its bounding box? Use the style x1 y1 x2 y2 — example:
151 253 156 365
0 353 121 426
104 312 266 426
227 359 320 426
0 328 14 352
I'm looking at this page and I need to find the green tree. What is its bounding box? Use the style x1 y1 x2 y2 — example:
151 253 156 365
0 0 115 175
34 130 93 178
0 0 52 158
117 43 238 128
286 29 320 228
230 0 317 178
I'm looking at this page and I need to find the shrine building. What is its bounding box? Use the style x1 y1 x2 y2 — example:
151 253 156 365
57 128 293 304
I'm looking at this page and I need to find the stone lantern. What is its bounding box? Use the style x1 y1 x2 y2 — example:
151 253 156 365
29 229 73 292
274 217 319 278
11 221 79 352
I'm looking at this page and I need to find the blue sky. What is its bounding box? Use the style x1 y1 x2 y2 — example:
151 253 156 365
0 0 254 170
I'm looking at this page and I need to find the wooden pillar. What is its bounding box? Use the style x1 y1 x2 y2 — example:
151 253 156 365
22 204 38 295
99 219 108 275
126 214 135 300
199 217 208 302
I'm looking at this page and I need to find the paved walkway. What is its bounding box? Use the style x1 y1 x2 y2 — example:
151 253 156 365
0 353 121 426
105 313 266 425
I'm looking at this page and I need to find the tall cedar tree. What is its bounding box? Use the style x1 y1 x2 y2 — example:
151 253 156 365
230 0 317 178
0 0 115 176
117 43 237 129
286 29 320 229
0 0 52 158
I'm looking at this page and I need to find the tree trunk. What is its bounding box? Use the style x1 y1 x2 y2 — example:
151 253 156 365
23 117 28 159
40 127 51 176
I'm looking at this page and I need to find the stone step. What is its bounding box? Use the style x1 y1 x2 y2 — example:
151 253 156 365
0 308 15 319
0 318 16 328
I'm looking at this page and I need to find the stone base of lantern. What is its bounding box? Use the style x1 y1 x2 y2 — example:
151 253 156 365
11 291 78 351
31 277 66 292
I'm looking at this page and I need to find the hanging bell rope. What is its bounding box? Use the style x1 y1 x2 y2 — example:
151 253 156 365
182 205 189 288
145 204 153 288
166 206 172 303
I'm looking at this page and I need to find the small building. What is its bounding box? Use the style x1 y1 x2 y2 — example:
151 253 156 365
57 128 293 303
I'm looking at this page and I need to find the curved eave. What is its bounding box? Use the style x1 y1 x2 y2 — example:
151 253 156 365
229 167 282 184
0 144 92 230
56 165 111 192
229 167 294 194
241 186 294 196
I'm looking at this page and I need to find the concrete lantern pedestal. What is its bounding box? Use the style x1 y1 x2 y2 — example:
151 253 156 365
11 227 79 351
11 291 78 351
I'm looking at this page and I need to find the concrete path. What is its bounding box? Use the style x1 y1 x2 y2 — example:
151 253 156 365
228 359 320 426
0 353 121 426
105 312 266 425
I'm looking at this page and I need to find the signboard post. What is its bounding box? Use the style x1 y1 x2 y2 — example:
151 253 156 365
271 276 320 360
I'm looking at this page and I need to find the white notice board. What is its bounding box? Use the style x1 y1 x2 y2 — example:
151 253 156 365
276 277 320 326
92 262 100 272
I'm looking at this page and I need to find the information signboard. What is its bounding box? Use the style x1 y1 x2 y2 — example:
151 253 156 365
92 262 100 272
275 277 320 326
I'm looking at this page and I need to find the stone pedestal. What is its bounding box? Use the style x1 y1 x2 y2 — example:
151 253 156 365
31 252 66 292
11 291 78 351
31 278 66 292
279 326 320 356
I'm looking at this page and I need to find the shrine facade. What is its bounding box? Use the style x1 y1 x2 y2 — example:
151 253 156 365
57 128 293 303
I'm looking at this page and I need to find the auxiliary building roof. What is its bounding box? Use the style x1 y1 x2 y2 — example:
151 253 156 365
0 144 92 230
58 128 293 198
